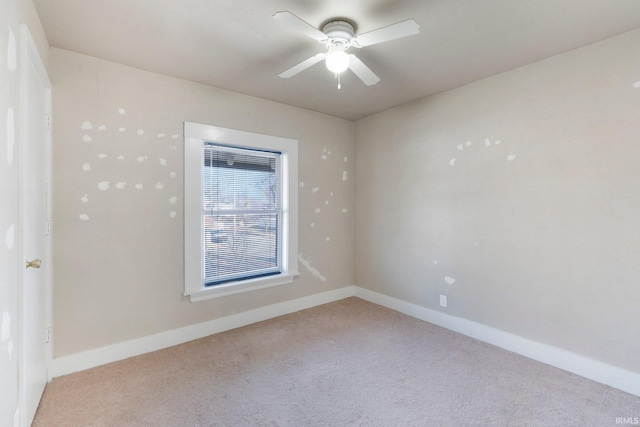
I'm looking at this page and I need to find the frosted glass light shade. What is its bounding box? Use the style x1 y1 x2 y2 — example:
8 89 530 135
326 50 349 73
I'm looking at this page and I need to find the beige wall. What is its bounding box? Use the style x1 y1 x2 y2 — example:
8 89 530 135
355 29 640 373
0 0 48 424
50 48 354 358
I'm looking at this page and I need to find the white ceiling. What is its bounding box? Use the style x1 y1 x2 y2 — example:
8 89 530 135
33 0 640 121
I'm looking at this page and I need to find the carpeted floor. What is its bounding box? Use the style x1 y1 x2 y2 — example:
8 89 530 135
33 297 640 426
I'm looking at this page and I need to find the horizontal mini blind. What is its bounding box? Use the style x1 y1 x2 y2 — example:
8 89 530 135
202 143 281 286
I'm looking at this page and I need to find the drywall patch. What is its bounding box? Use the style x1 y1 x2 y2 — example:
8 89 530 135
97 181 109 191
298 253 327 282
171 134 179 139
494 140 501 145
169 211 177 218
135 184 143 190
159 158 167 166
310 222 315 228
314 208 321 214
299 182 305 188
82 163 91 172
79 214 89 221
5 224 15 250
169 145 177 151
634 81 640 88
157 133 165 138
1 311 10 342
457 144 463 151
118 108 126 115
82 135 92 143
115 182 126 190
137 129 144 136
118 127 126 132
169 196 177 205
325 237 330 242
6 338 13 358
169 172 176 178
342 171 348 181
117 155 125 160
325 200 329 205
312 187 319 193
444 276 456 285
137 156 146 162
7 107 15 165
485 139 491 147
344 157 348 162
342 208 348 213
449 158 456 166
155 182 164 190
80 120 93 130
98 125 106 131
81 195 88 203
321 155 327 160
466 140 471 147
7 28 16 73
507 154 517 162
98 153 107 159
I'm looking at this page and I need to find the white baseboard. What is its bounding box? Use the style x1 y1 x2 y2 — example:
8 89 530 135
354 287 640 398
51 286 356 377
51 285 640 399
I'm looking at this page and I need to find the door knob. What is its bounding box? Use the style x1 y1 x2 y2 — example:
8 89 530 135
26 259 41 269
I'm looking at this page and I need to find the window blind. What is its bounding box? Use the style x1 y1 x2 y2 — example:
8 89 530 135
202 144 282 286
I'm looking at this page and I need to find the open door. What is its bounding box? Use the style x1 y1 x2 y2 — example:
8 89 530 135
18 24 52 427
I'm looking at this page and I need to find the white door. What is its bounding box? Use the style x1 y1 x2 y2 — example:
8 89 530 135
18 25 52 427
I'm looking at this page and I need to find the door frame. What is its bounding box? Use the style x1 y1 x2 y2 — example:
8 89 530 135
17 23 52 426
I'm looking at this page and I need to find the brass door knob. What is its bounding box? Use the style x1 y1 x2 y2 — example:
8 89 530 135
26 259 41 269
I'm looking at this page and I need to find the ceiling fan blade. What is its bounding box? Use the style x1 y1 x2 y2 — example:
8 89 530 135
273 11 328 42
279 53 327 78
353 19 419 47
348 54 380 86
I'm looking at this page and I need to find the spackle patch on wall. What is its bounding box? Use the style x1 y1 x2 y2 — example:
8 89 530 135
170 172 176 178
98 125 106 131
82 135 92 143
137 129 144 136
4 224 14 250
82 163 91 172
97 181 109 191
157 133 165 138
118 108 126 115
507 154 517 162
1 310 10 342
169 211 177 218
299 182 305 188
159 158 167 166
118 127 126 132
98 153 107 159
298 253 327 282
444 276 456 285
81 121 93 130
81 195 88 203
7 28 16 73
457 144 464 151
135 184 143 190
115 182 126 190
634 81 640 88
449 158 456 166
6 107 15 165
79 214 90 221
155 182 164 190
314 208 321 214
169 196 177 205
342 208 348 213
312 187 319 193
342 171 348 181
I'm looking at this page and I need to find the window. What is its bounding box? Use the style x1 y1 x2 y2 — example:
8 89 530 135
184 122 298 302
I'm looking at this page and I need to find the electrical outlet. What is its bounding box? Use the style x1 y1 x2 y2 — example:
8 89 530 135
439 294 447 307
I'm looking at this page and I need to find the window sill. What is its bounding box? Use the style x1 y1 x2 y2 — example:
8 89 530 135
186 272 299 302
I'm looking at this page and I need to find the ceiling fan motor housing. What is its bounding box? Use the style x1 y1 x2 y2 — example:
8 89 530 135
322 20 355 42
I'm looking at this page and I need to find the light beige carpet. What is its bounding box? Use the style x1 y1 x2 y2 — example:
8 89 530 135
34 298 640 426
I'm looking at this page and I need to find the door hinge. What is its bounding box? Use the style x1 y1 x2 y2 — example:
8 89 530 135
45 327 51 343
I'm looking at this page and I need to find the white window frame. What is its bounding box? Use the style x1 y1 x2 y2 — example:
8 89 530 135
184 122 299 302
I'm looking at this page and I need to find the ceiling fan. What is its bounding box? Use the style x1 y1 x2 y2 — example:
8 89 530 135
273 11 420 89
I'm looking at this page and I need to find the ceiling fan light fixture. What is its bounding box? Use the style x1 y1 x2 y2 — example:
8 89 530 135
325 48 349 74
